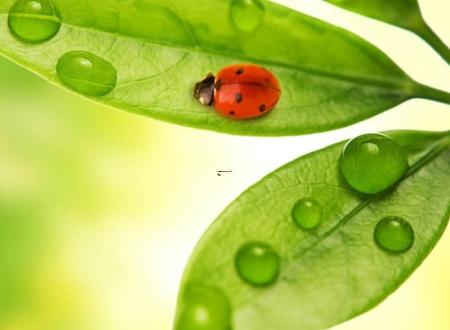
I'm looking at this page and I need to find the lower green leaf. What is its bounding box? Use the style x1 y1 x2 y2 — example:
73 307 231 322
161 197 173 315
176 130 450 329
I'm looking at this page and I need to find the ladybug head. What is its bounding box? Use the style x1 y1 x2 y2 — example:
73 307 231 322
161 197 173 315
194 73 215 106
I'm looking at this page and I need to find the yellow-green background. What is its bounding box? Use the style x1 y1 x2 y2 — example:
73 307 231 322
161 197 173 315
0 0 449 329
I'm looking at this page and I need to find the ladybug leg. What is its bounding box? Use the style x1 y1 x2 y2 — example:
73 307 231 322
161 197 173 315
194 73 215 106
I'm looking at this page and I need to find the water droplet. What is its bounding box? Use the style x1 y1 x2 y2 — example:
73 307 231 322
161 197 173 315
230 0 265 33
340 133 408 194
374 216 414 253
235 242 279 287
291 198 322 230
176 284 232 330
8 0 61 43
56 51 117 96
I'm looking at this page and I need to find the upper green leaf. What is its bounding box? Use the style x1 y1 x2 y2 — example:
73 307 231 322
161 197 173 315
325 0 450 64
176 130 450 329
0 0 448 136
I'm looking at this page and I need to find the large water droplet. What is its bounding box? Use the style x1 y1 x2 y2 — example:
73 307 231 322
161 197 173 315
291 197 322 230
56 51 117 96
8 0 61 43
374 216 414 253
230 0 265 33
235 242 279 287
340 133 408 194
176 284 232 330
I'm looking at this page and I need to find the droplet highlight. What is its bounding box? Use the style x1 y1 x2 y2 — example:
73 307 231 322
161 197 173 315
340 133 408 194
230 0 265 33
176 284 232 330
235 242 279 287
374 216 414 253
292 198 322 230
8 0 61 43
56 51 117 96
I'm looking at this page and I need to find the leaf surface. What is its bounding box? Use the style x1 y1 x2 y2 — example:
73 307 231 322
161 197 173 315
325 0 450 64
177 130 450 329
0 0 448 136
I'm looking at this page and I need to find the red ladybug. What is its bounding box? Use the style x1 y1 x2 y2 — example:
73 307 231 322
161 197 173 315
194 64 281 119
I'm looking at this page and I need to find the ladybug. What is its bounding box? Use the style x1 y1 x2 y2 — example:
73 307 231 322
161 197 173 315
194 64 281 119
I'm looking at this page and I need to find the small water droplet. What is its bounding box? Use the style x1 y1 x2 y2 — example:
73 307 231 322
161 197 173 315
176 284 232 330
291 198 322 230
230 0 265 33
8 0 61 43
235 242 279 287
56 51 117 96
374 216 414 253
340 133 408 194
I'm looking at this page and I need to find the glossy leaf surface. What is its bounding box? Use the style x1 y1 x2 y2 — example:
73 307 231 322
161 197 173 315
177 130 450 329
0 0 448 136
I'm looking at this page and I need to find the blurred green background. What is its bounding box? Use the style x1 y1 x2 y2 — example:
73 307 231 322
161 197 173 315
0 0 450 329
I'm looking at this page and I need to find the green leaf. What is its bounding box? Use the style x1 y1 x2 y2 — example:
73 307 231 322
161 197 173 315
325 0 450 64
0 0 448 136
176 130 450 329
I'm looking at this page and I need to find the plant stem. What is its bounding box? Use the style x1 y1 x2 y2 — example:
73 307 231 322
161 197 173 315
414 83 450 104
413 20 450 65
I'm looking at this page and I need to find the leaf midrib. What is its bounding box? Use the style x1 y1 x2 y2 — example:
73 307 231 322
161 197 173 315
0 13 413 94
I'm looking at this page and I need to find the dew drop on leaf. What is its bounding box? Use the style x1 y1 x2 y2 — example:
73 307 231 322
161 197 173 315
8 0 61 43
229 0 265 33
175 284 232 330
56 51 117 96
340 133 409 194
235 242 279 287
374 216 414 253
291 197 323 230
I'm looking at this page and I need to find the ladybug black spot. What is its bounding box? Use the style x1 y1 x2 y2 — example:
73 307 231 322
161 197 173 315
235 93 243 103
259 104 266 112
215 79 222 91
236 67 244 75
229 110 235 116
